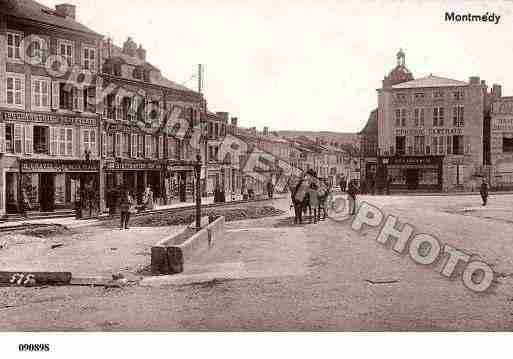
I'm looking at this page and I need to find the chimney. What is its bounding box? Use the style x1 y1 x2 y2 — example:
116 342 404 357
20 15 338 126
469 76 480 85
492 84 502 98
55 4 76 19
230 117 238 127
263 126 269 136
137 44 146 61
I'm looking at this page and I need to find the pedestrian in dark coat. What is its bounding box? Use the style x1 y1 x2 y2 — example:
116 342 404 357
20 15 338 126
119 190 134 230
347 180 358 215
480 179 489 206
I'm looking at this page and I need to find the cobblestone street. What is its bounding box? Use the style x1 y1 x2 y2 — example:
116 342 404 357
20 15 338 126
1 194 513 330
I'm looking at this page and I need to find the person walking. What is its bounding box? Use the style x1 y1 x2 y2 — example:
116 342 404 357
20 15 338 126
119 190 134 230
347 179 358 215
266 180 274 199
480 178 489 206
308 182 320 223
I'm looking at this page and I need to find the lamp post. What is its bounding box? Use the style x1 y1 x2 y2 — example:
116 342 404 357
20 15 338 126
195 154 202 231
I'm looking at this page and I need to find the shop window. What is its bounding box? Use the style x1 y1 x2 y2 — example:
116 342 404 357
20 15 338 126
395 136 405 155
34 126 49 154
414 136 425 155
503 137 513 153
453 135 464 155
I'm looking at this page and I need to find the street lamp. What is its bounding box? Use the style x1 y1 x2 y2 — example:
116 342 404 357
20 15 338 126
195 154 202 231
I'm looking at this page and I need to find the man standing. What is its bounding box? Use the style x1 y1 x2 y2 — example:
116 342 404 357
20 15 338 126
339 177 347 192
119 190 134 230
266 180 274 199
480 178 489 206
347 179 359 215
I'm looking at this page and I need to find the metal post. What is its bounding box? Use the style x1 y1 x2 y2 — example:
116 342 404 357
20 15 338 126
195 154 202 230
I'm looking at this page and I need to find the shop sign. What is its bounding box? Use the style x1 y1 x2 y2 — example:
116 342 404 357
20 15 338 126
386 156 442 166
105 161 163 170
394 128 463 136
492 99 513 115
21 160 99 172
492 117 513 131
2 111 97 127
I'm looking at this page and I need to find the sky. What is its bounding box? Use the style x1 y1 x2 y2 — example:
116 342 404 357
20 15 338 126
37 0 513 133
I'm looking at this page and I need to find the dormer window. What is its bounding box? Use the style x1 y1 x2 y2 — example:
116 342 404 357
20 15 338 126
414 92 425 100
143 70 150 82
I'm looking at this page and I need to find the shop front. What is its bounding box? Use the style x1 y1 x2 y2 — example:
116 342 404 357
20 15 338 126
4 159 99 214
380 155 443 192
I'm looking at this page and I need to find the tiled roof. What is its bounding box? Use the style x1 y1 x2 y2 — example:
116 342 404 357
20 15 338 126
391 75 468 89
1 0 101 36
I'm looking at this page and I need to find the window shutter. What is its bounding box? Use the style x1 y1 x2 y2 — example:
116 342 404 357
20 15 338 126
0 123 5 153
158 136 163 159
145 135 151 158
80 128 85 158
52 81 60 110
131 134 137 158
14 124 23 154
90 130 96 157
77 88 84 112
24 124 33 154
49 127 56 155
115 95 121 120
102 131 107 158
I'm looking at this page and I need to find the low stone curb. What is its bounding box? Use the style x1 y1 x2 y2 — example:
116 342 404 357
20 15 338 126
151 216 226 275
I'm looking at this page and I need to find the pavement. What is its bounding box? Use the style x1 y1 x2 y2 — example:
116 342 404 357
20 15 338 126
1 194 513 330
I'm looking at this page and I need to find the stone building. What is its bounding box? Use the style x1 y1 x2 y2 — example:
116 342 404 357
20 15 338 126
0 1 103 217
489 92 513 189
377 50 491 192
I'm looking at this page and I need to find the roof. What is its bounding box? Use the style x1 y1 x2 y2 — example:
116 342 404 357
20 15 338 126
359 108 378 135
391 75 468 89
1 0 102 37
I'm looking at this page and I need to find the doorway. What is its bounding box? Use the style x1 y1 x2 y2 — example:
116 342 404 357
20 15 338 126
405 169 419 190
39 173 55 211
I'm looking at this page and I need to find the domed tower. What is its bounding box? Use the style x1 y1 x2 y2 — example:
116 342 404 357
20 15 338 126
382 49 414 88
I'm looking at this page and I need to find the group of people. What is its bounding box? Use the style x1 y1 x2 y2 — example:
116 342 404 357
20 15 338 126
289 171 331 224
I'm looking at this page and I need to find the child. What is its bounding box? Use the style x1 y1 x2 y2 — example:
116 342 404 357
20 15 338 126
308 182 319 223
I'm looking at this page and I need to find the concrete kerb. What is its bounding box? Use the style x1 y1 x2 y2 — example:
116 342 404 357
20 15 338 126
151 216 226 275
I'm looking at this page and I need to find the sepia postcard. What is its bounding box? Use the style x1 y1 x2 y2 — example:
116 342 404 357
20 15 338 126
0 0 512 357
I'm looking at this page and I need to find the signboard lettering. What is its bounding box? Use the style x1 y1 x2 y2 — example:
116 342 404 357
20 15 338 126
2 111 97 127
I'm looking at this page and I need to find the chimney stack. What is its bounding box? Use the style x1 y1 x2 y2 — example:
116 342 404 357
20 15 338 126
469 76 480 85
492 84 502 99
55 4 76 19
137 44 146 61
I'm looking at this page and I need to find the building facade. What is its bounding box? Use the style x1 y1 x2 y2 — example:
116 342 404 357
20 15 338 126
0 1 103 216
377 50 490 192
490 96 513 189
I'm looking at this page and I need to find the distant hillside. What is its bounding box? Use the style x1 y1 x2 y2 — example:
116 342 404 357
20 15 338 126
277 131 360 145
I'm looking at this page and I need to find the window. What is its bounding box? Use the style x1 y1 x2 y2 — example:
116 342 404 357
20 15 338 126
446 136 452 155
453 90 464 101
453 106 464 127
107 133 114 157
434 90 444 99
83 87 96 113
453 135 464 155
151 136 157 158
58 127 73 156
396 136 405 155
503 137 513 153
433 107 444 127
5 124 13 153
114 64 122 77
414 136 425 154
138 134 144 157
395 109 407 127
396 93 407 102
133 68 142 80
32 78 50 110
58 40 74 67
145 135 151 158
34 126 49 154
83 47 95 71
414 108 424 127
6 73 25 108
59 83 73 110
7 32 22 60
26 37 48 66
122 133 129 157
115 133 122 157
438 136 444 154
414 92 425 100
82 129 96 156
432 137 438 155
131 134 138 158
